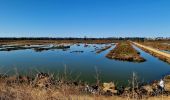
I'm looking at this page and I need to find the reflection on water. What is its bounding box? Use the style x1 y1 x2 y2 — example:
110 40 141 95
0 44 71 52
0 44 170 85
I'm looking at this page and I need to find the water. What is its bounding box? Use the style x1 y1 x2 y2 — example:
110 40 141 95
0 44 170 85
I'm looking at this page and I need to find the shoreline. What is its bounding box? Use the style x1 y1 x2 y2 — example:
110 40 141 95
96 45 112 54
132 42 170 64
106 42 146 62
0 39 116 45
0 72 170 100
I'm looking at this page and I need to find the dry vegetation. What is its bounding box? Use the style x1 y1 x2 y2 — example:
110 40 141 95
106 42 146 62
139 40 170 51
0 39 116 45
133 42 170 64
0 72 170 100
1 39 170 99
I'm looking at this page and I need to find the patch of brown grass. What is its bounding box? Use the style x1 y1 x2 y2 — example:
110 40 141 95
140 41 170 51
106 42 145 62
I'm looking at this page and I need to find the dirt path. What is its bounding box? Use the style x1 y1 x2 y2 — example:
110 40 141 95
132 42 170 59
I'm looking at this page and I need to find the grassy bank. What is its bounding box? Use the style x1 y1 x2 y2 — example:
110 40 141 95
139 41 170 51
0 72 170 100
133 42 170 64
106 42 145 62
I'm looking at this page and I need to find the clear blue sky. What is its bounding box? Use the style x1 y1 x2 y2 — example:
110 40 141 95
0 0 170 37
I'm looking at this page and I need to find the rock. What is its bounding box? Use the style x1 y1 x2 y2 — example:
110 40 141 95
117 86 125 95
92 85 99 91
141 85 153 93
34 73 54 88
151 81 159 90
73 81 79 86
103 82 117 94
164 75 170 91
85 85 99 94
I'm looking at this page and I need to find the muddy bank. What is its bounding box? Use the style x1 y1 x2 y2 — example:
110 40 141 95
106 42 146 62
96 46 112 54
0 44 71 52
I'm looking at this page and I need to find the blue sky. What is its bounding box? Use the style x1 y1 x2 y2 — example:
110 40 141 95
0 0 170 37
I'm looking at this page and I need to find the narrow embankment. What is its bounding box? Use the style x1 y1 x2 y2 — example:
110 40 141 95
106 42 145 62
96 45 112 54
132 42 170 63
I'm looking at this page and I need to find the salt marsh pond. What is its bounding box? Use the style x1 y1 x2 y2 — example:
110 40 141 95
0 43 170 84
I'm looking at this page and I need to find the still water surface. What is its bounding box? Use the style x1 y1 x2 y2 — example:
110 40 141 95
0 44 170 84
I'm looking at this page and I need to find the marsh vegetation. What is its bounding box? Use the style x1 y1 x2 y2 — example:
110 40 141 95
106 42 146 62
0 39 170 100
140 40 170 52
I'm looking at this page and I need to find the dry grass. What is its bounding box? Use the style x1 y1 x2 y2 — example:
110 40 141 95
0 40 116 45
140 41 170 51
133 42 170 64
0 72 169 100
106 42 145 62
0 82 170 100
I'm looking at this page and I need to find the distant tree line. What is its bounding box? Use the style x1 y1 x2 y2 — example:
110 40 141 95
0 37 169 42
0 37 146 41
